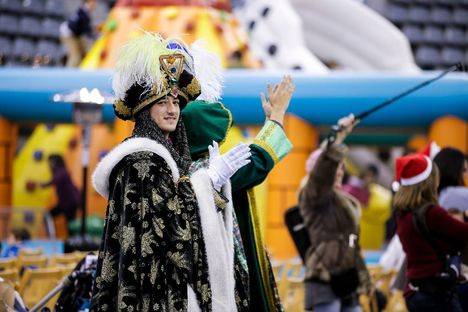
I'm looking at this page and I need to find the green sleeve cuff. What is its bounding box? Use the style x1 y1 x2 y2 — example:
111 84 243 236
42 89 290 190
253 120 292 164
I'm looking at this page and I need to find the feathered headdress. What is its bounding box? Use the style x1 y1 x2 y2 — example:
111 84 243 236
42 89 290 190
112 32 202 120
164 38 224 102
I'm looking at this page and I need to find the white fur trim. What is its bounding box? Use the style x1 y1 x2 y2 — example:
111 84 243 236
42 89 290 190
187 285 202 312
401 156 432 186
429 142 441 159
190 169 236 312
392 181 400 192
92 137 180 199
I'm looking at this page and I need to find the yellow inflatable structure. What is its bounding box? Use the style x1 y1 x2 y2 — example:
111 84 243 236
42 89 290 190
12 125 79 236
359 184 392 250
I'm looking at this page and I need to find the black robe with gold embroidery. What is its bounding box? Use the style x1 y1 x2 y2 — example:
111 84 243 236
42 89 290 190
90 151 211 311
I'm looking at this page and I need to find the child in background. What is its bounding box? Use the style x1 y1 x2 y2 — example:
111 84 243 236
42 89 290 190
1 228 31 258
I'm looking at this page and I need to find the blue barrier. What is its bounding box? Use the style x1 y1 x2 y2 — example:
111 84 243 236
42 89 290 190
1 239 64 257
0 68 467 125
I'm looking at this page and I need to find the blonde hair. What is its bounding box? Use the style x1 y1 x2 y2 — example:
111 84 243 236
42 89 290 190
393 165 440 212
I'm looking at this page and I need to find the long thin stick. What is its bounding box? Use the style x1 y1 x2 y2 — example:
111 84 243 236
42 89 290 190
356 63 462 120
328 63 464 141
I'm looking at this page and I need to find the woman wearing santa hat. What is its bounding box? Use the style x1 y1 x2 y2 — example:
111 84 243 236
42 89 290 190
394 153 468 312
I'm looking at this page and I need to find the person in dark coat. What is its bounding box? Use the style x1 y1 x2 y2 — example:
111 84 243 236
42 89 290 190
39 154 81 223
299 114 372 312
60 0 97 67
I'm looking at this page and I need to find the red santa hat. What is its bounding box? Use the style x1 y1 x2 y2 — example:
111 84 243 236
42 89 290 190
420 141 441 159
392 154 433 192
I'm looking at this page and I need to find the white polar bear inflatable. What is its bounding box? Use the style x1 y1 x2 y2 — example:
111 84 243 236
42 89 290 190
235 0 419 72
234 0 330 73
290 0 420 72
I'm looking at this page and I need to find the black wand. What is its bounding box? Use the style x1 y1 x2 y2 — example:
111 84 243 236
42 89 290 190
328 63 465 142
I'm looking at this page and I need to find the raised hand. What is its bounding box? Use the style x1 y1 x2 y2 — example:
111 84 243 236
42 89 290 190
260 92 272 119
334 114 357 145
261 75 295 125
206 141 251 191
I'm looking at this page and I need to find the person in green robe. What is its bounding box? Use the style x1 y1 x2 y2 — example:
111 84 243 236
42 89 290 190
90 33 252 311
182 75 295 311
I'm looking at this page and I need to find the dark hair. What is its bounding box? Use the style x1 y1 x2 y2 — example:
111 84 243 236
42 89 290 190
342 169 350 185
48 154 65 169
12 228 31 241
433 147 466 192
366 164 379 177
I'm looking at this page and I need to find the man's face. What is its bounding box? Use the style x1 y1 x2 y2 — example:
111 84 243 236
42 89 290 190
150 95 180 136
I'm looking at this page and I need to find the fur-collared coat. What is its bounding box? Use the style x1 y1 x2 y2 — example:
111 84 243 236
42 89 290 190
90 138 238 311
299 144 371 293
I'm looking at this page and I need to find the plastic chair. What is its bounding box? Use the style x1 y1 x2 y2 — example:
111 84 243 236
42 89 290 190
18 267 63 309
22 0 45 15
0 0 22 14
283 261 305 312
72 251 96 262
444 27 464 45
368 265 398 297
4 59 29 67
0 14 19 35
359 293 379 312
0 36 12 57
44 0 65 18
36 39 60 65
0 269 20 288
430 6 453 24
423 25 444 44
18 249 43 258
402 25 424 43
453 8 468 25
271 259 285 279
386 290 408 311
415 45 441 67
12 38 36 64
48 253 80 267
17 255 48 272
434 0 455 4
441 47 464 65
407 5 430 23
41 18 62 39
386 4 408 23
19 16 41 37
0 258 17 271
270 259 286 300
58 264 76 279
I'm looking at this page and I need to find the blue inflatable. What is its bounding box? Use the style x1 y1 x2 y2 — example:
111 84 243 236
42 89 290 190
0 68 466 125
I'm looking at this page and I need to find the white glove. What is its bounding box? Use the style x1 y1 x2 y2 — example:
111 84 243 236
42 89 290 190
206 141 251 191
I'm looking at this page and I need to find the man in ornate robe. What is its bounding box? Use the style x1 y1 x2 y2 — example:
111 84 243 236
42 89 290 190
91 33 251 311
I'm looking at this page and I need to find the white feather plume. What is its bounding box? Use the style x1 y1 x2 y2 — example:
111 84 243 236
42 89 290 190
112 32 170 101
112 32 224 103
191 40 224 102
